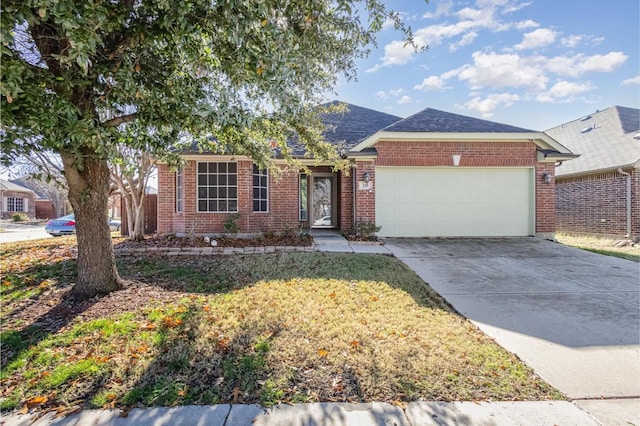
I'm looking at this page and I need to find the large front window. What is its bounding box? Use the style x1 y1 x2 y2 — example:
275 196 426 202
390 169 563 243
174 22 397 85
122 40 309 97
197 162 238 212
6 197 25 212
175 167 183 213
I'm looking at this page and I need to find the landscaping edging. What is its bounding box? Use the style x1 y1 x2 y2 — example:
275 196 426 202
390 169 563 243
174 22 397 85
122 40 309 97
114 245 316 256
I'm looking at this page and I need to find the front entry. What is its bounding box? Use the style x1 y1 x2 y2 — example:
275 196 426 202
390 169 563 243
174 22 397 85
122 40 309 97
311 174 337 228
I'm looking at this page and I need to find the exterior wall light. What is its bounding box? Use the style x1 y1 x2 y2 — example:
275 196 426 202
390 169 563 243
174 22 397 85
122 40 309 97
363 172 371 183
452 154 461 166
542 173 553 184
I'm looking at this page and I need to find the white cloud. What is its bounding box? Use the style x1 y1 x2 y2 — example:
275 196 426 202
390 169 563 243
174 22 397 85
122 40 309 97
457 51 548 91
515 28 557 50
622 75 640 85
561 34 583 48
423 0 454 19
450 31 478 51
535 81 594 103
515 19 539 30
389 88 407 96
374 91 388 99
414 76 449 91
398 95 413 104
365 40 414 72
461 92 520 117
503 1 532 13
545 51 628 76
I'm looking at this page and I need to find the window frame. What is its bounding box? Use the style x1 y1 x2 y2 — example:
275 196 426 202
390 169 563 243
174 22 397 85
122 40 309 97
299 173 308 221
252 164 269 213
175 166 183 213
196 161 239 213
7 197 25 212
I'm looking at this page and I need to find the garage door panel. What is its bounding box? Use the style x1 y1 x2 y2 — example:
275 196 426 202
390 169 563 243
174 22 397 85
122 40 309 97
375 167 533 237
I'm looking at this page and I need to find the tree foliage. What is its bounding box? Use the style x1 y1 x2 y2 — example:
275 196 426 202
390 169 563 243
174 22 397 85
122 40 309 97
1 0 422 298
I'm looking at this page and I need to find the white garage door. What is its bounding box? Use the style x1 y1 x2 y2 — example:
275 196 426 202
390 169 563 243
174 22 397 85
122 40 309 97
375 167 534 237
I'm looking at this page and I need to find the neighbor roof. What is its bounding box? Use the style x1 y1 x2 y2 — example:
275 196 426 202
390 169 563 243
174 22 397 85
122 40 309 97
382 108 535 133
0 179 36 195
546 106 640 177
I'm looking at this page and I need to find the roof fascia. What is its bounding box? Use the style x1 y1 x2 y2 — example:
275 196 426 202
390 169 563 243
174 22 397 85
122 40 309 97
351 131 573 154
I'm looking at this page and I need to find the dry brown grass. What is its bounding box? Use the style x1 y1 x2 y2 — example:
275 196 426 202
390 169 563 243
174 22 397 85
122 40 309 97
1 240 563 413
555 233 639 262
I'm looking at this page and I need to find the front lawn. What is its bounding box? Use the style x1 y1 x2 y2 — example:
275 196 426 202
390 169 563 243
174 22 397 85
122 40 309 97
0 238 562 414
556 233 639 262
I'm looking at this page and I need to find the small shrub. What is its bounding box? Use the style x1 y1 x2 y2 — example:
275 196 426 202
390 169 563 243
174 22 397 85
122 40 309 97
224 213 241 234
355 219 381 240
11 213 27 222
281 222 303 238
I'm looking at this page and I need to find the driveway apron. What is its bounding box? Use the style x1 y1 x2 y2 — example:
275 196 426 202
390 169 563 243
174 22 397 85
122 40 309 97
384 238 640 425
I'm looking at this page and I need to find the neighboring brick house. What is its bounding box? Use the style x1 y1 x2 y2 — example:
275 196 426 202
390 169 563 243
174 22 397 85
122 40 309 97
546 106 640 241
0 179 36 219
157 103 575 239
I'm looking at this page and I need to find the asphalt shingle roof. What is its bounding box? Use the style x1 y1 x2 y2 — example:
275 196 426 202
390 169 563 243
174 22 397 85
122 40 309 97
287 102 401 156
545 106 640 177
0 179 36 195
382 108 535 133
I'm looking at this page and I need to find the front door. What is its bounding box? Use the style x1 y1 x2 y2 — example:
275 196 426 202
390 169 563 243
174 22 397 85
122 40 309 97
311 174 336 228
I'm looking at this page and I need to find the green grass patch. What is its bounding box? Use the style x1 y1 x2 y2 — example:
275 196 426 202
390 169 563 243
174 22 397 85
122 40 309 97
1 240 564 413
556 233 639 262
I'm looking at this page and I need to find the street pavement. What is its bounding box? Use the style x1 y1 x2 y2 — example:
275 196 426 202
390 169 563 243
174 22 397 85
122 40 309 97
0 223 52 244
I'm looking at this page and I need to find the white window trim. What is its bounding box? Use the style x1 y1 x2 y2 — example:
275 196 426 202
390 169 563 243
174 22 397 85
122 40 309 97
252 165 269 213
196 161 239 213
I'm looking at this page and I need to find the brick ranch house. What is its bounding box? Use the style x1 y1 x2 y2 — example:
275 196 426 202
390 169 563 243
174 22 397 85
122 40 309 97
546 106 640 241
0 179 36 219
157 103 575 239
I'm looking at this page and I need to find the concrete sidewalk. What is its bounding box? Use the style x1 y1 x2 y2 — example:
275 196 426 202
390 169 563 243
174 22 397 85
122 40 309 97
311 230 391 254
2 401 601 426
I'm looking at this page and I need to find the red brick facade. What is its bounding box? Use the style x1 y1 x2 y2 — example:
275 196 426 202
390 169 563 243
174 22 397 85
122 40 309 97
157 140 559 237
556 168 639 240
157 160 354 235
1 190 36 219
351 140 556 236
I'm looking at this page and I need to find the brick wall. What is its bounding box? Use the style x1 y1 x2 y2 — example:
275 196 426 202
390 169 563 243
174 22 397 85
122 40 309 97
1 191 36 219
159 160 307 235
35 199 56 219
370 140 555 235
556 169 639 239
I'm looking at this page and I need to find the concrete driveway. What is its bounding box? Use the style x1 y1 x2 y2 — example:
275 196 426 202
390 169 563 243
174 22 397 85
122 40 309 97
384 238 640 426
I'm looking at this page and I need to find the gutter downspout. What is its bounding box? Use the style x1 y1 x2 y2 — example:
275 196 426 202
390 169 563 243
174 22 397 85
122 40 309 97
617 168 632 238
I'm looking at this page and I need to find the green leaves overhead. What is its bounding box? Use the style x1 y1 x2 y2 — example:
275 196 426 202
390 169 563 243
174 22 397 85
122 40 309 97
1 0 422 167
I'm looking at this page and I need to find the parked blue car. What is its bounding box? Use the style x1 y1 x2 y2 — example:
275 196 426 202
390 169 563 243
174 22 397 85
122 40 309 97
45 214 121 236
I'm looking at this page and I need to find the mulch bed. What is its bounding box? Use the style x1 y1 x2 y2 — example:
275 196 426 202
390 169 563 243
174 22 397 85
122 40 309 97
113 233 313 250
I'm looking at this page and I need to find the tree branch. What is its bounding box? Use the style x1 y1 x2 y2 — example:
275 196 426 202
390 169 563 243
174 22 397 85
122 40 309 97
102 113 137 127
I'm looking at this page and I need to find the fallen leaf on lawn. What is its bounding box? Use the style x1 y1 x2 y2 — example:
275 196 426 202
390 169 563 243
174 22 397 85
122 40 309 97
328 292 336 299
162 316 183 328
318 349 328 357
25 395 48 408
350 339 359 348
230 387 243 403
331 378 344 392
119 407 131 418
54 406 82 418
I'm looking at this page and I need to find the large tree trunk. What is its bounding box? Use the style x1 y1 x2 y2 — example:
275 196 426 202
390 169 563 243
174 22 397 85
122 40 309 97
62 150 124 299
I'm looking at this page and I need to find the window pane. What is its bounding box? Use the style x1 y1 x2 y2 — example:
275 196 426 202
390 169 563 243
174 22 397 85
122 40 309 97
198 175 207 185
218 163 227 173
208 162 217 174
209 200 218 211
219 200 227 211
208 188 217 198
198 187 207 198
260 188 267 199
228 200 238 211
198 200 207 211
253 175 260 186
198 163 207 173
219 175 227 185
229 187 237 198
253 200 260 211
228 175 237 185
219 187 227 198
260 176 267 187
253 188 260 198
260 201 267 211
228 163 237 173
209 175 217 185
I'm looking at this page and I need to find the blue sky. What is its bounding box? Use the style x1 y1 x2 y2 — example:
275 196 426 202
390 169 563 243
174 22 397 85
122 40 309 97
333 0 639 131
